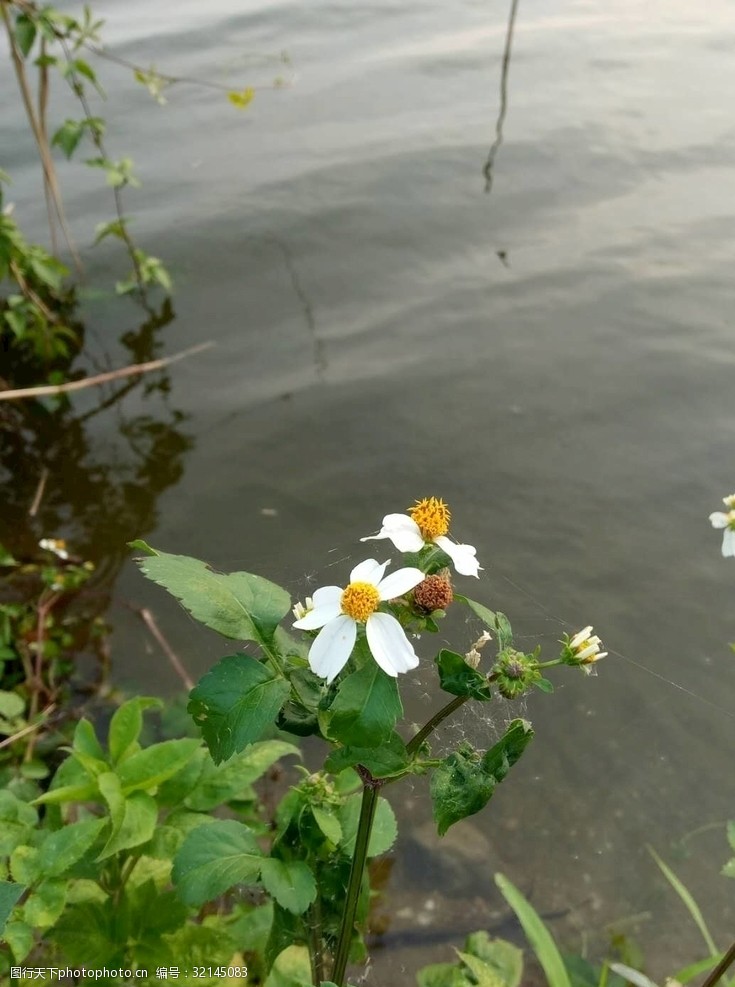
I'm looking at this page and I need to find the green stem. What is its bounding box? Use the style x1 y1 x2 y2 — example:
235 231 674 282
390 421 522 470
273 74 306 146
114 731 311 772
406 694 468 756
331 768 381 986
308 895 325 986
536 658 563 670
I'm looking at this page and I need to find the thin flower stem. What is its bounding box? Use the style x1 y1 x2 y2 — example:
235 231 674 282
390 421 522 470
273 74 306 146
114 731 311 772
701 941 735 987
331 769 382 986
536 658 563 670
406 694 468 756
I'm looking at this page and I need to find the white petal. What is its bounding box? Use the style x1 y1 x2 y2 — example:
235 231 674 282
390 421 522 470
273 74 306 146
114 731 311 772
312 585 342 608
308 615 357 683
710 512 729 529
723 528 735 558
570 626 593 649
366 612 420 676
349 558 390 586
434 536 482 577
377 566 426 600
294 598 342 630
361 514 425 553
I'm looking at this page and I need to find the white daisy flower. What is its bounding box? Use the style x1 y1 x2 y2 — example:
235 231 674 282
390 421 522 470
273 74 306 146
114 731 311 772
361 497 481 578
292 558 425 683
567 625 607 673
710 497 735 557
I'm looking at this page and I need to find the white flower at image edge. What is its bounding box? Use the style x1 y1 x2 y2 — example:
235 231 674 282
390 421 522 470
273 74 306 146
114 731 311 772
361 497 481 577
709 497 735 557
292 558 425 684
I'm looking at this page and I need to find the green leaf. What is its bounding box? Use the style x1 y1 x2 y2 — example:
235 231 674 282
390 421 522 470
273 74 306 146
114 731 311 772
51 119 85 159
172 819 264 906
0 792 38 857
184 740 300 811
72 718 106 761
116 738 201 793
4 918 33 961
49 901 116 967
456 952 508 987
260 859 316 914
494 874 571 987
416 962 468 987
321 661 403 747
431 720 533 835
97 776 157 860
464 932 523 987
338 794 397 857
672 954 724 984
0 880 24 935
108 696 162 764
128 538 158 555
436 650 493 700
188 654 290 764
264 945 313 987
311 805 342 845
648 846 718 956
14 14 36 58
135 550 291 648
22 878 66 929
0 690 25 721
40 818 106 878
324 730 410 779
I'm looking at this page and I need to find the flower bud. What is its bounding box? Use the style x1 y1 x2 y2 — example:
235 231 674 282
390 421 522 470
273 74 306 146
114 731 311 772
413 570 454 614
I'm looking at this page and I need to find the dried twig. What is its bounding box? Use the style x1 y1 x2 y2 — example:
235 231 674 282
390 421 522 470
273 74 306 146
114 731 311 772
0 703 56 751
28 467 49 517
134 605 194 690
0 342 213 400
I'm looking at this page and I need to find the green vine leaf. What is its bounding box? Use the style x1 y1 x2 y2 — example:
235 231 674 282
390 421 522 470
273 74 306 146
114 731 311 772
260 859 316 914
320 661 403 747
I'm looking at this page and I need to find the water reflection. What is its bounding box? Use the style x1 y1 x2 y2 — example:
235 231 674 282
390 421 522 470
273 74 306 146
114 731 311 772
0 300 193 682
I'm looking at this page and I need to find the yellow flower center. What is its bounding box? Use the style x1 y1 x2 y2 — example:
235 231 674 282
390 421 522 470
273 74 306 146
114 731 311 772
341 581 380 622
408 497 451 540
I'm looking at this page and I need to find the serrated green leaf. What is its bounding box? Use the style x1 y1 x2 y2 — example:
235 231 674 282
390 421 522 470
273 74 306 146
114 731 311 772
0 690 25 721
188 654 290 764
0 880 24 935
338 794 397 857
321 661 403 747
431 721 533 835
9 845 40 886
51 119 85 159
116 738 201 793
495 874 571 987
0 792 38 857
135 550 290 649
172 818 264 906
436 650 493 700
260 858 316 914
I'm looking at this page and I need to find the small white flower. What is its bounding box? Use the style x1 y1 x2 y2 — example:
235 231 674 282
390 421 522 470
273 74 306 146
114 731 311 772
361 496 481 578
292 597 314 621
568 625 607 668
292 558 425 683
39 538 69 561
710 498 735 557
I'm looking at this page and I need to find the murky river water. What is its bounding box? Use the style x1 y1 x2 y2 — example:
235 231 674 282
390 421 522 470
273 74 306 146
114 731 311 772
3 0 735 980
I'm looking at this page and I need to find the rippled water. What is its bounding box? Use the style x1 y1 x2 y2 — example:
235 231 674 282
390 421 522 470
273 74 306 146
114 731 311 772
3 0 735 979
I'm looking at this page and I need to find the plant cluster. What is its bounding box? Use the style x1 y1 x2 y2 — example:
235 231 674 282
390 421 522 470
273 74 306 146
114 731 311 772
0 496 608 984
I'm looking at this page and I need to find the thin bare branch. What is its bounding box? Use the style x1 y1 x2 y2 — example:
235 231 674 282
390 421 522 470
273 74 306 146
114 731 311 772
0 342 214 401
